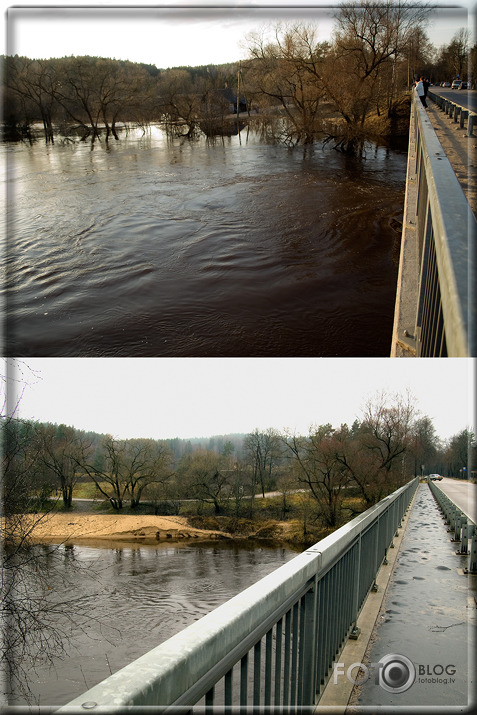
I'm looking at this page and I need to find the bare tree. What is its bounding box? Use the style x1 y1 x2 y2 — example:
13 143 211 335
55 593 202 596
283 425 351 527
157 68 202 138
0 365 92 704
334 390 417 505
444 428 475 478
5 56 58 142
244 428 282 499
325 0 431 150
178 450 231 515
408 415 440 477
448 28 470 78
78 436 172 510
79 435 128 509
39 423 92 508
123 438 173 509
245 22 327 144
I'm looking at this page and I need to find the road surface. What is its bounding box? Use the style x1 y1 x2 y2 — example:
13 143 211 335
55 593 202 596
431 86 477 111
435 477 476 522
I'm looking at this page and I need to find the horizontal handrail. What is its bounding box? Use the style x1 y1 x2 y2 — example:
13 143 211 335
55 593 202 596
396 94 476 356
428 479 476 573
57 478 418 713
428 90 477 136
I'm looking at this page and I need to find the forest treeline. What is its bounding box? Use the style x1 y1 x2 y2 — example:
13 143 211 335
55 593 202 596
2 390 474 531
2 1 476 151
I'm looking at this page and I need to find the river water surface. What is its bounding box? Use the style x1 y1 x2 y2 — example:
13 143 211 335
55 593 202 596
10 540 296 707
3 126 407 356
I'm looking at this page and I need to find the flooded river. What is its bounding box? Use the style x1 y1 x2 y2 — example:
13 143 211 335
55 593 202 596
9 539 296 707
3 125 407 356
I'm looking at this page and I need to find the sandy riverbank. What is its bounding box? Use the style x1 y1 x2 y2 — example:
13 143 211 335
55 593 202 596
25 512 230 544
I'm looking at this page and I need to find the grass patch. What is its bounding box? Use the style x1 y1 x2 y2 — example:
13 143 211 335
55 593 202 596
73 481 107 499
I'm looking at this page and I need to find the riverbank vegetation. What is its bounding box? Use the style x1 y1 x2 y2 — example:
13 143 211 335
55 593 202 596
2 2 475 152
3 390 475 550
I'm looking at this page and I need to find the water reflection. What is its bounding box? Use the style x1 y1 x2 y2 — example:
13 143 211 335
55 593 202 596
9 540 296 707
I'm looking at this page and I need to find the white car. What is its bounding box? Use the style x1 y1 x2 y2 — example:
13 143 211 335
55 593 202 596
428 474 443 481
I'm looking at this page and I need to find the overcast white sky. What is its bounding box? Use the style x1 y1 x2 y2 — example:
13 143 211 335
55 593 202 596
2 358 474 442
1 1 474 69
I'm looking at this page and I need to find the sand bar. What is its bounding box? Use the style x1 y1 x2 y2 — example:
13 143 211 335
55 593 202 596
22 512 229 544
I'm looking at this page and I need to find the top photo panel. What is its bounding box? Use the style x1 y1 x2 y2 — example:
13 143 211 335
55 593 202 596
3 3 474 357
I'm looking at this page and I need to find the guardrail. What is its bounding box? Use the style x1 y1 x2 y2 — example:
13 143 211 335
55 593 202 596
428 90 477 135
428 479 476 573
57 478 418 713
391 93 476 357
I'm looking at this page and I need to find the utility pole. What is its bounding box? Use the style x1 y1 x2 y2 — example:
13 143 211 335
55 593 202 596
237 61 241 120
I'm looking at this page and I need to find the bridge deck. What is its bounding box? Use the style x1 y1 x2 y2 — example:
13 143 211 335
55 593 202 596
343 483 476 711
426 95 477 215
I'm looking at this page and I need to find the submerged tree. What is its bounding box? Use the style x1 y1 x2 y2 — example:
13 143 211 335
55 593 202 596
4 56 58 143
245 22 328 144
157 68 203 138
326 0 431 151
244 3 430 152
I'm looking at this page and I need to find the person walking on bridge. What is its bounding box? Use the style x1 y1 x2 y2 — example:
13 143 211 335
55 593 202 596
415 77 428 108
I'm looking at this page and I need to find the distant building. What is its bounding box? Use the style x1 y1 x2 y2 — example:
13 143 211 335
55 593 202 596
215 88 248 114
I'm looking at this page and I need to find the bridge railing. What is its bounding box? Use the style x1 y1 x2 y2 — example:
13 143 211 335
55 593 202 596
428 479 476 574
58 478 418 714
391 94 475 357
428 90 477 135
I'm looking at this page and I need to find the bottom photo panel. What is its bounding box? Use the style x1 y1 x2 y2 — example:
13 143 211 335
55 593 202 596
1 357 475 713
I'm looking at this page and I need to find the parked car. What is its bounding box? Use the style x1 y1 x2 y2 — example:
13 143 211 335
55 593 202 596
451 80 462 89
459 81 468 89
442 81 451 87
428 474 443 481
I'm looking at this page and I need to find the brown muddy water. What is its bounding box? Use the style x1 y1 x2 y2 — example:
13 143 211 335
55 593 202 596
2 125 407 356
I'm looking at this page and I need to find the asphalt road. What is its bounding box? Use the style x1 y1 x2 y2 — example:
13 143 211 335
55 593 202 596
435 477 477 522
431 86 477 111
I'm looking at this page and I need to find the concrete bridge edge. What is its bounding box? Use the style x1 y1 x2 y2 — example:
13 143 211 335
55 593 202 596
390 100 419 357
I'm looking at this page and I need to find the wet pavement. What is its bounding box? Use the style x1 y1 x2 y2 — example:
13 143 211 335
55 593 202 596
348 483 476 712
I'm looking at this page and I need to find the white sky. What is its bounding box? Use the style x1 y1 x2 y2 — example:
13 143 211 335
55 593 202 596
2 358 475 442
1 1 474 69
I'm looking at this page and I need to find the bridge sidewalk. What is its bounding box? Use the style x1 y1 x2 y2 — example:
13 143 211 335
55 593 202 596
425 98 477 216
318 483 476 712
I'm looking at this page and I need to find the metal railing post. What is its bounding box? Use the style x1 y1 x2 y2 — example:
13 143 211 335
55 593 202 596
428 481 476 575
468 113 476 136
300 580 318 706
468 527 477 574
458 519 470 554
453 511 463 541
447 505 456 531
